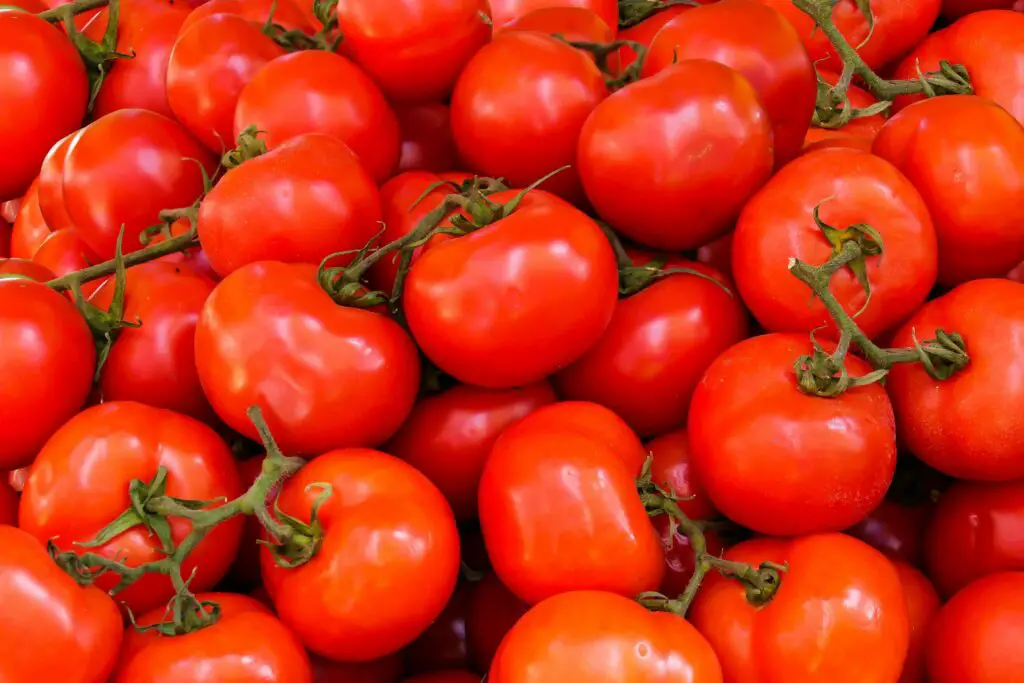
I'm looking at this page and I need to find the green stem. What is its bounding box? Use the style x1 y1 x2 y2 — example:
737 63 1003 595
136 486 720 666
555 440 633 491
37 0 108 21
616 0 698 28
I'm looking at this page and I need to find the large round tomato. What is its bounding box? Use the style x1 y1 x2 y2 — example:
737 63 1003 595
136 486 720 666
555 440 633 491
465 572 529 674
578 60 774 251
733 148 937 339
395 103 460 174
19 402 245 615
691 533 909 683
488 0 617 28
895 562 941 683
10 179 51 259
688 334 897 535
36 131 78 233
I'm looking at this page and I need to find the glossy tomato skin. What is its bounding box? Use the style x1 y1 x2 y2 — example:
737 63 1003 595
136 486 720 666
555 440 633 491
802 71 886 150
578 60 774 251
490 590 723 682
32 229 105 297
20 402 245 615
36 131 78 233
555 258 749 437
196 262 420 456
396 103 460 174
262 449 461 661
0 12 88 201
0 278 94 470
489 0 617 28
465 572 529 674
0 525 123 683
691 534 909 683
452 32 608 206
179 0 312 36
10 179 51 259
112 593 313 683
647 428 718 521
63 109 216 260
887 279 1024 481
925 572 1024 682
643 0 816 167
404 189 618 388
385 381 557 521
502 6 615 43
688 334 897 536
197 133 382 278
403 580 472 675
895 563 941 683
733 148 937 339
846 499 933 567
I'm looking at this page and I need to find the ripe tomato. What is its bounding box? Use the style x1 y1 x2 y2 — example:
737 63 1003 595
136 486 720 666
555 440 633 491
195 262 420 456
925 572 1024 682
311 653 402 683
112 593 313 683
262 449 460 661
615 5 691 73
36 131 78 233
403 580 472 675
733 148 937 339
579 60 773 251
491 590 723 682
0 278 94 470
691 534 909 683
0 477 16 525
0 257 55 281
396 103 460 174
179 0 312 35
20 402 245 615
33 229 106 298
887 279 1024 481
404 189 618 388
802 71 886 150
488 0 617 29
689 334 897 536
895 562 940 683
385 381 556 521
502 6 615 43
0 525 123 683
0 11 87 201
10 179 51 259
646 428 717 521
465 572 529 673
847 499 934 567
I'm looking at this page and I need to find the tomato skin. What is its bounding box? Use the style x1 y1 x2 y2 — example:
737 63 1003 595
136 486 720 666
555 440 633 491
887 279 1024 481
404 190 618 389
396 103 460 174
0 12 88 201
691 534 909 683
803 71 886 150
33 228 106 298
465 572 529 674
385 381 557 521
0 278 95 470
262 449 460 661
19 402 245 615
895 563 941 683
112 593 313 683
733 148 937 340
502 6 615 43
490 590 723 682
403 580 472 675
643 0 816 167
36 131 78 233
656 518 725 600
925 572 1024 682
10 179 51 259
196 262 421 456
615 6 691 73
0 478 16 525
688 334 897 536
846 499 933 567
488 0 617 29
178 0 312 36
0 258 54 282
311 653 402 683
0 525 123 683
555 258 748 437
647 428 717 521
579 60 774 251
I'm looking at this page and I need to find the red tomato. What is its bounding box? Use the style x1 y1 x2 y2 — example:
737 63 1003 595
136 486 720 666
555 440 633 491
396 103 460 174
36 131 78 233
691 534 909 683
579 60 774 251
646 428 717 521
385 381 557 521
491 590 723 681
0 525 123 683
195 262 421 456
733 148 937 339
887 279 1024 481
262 449 460 661
0 0 47 9
942 0 1016 17
10 179 51 259
451 32 607 206
404 673 479 683
643 0 816 167
0 278 94 470
179 0 312 35
895 562 941 683
615 5 691 73
403 581 472 675
688 334 897 536
0 258 55 281
311 654 402 683
846 499 934 567
32 229 106 298
465 572 529 673
0 477 16 525
502 6 614 43
489 0 617 29
112 593 313 683
20 402 245 615
925 572 1024 682
555 258 748 437
404 189 618 388
0 12 87 201
803 71 886 150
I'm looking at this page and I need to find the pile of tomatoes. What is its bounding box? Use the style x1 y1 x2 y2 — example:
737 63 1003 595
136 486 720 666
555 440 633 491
3 0 1024 681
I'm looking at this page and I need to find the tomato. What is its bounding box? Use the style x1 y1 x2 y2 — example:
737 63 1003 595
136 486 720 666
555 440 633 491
465 572 529 673
385 381 557 521
311 653 402 683
925 572 1024 682
656 514 726 600
691 534 909 683
404 189 617 388
36 131 78 233
895 562 940 683
196 262 420 456
332 0 490 105
0 525 123 683
404 673 479 683
846 499 934 567
0 478 16 525
502 6 614 43
689 334 896 536
942 0 1016 18
579 60 773 251
491 590 723 682
555 258 748 437
33 229 106 298
0 278 94 470
0 12 87 201
451 32 607 206
20 402 245 615
179 0 312 36
803 71 886 150
887 279 1024 481
1 0 47 10
403 580 472 675
396 103 460 174
646 428 717 521
112 593 312 683
488 0 617 29
10 179 51 259
167 14 285 151
0 257 55 281
615 5 691 73
643 0 816 167
733 148 936 339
